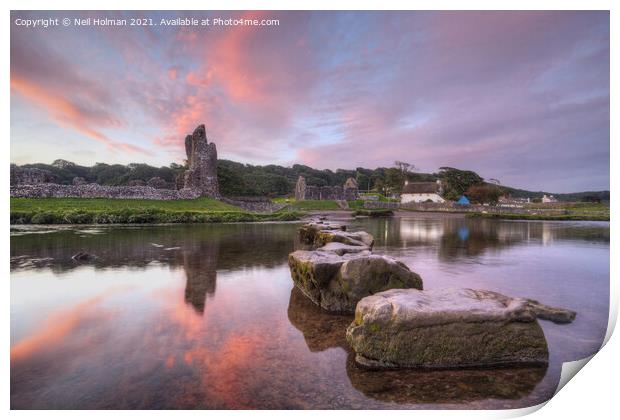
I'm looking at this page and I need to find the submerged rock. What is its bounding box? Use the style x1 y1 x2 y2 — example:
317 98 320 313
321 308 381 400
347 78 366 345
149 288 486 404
346 288 550 369
525 298 577 324
288 250 423 313
345 352 547 404
470 289 577 324
287 287 351 352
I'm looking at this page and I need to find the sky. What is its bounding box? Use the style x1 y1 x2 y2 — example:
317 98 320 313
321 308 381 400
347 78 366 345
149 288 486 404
10 11 609 193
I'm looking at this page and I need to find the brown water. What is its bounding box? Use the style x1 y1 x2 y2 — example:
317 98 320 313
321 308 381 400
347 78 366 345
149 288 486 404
10 215 609 409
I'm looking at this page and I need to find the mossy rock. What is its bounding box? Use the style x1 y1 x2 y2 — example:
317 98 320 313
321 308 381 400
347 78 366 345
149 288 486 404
346 288 550 369
288 250 422 313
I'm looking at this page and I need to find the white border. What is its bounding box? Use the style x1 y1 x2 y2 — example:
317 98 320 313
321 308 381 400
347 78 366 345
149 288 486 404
3 1 617 419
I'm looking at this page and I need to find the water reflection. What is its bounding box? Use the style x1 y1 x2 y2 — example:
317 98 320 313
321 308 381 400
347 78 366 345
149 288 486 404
10 217 609 409
288 286 351 352
346 354 547 405
11 223 297 314
352 216 610 261
182 246 217 313
288 285 548 405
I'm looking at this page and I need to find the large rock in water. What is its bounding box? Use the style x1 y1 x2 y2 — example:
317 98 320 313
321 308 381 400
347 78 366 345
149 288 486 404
297 221 374 252
314 229 374 249
288 250 423 313
297 221 346 245
346 288 550 369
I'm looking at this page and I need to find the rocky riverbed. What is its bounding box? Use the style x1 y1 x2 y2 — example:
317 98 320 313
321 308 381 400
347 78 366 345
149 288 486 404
289 220 423 312
288 219 577 370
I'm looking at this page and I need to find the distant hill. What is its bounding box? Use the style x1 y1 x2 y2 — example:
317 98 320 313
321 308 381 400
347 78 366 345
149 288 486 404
501 186 610 203
10 159 609 202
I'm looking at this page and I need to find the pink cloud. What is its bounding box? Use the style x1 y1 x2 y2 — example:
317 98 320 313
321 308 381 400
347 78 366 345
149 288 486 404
11 74 152 155
9 11 609 191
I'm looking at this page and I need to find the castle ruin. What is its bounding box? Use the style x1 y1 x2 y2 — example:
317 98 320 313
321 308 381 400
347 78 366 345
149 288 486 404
294 176 359 201
181 124 219 198
10 124 220 200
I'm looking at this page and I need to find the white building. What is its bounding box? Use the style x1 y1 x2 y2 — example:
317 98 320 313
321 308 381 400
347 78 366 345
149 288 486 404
542 194 558 203
400 180 445 204
498 195 530 208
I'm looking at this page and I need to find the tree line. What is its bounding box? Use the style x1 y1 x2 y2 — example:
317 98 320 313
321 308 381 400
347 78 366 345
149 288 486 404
15 159 608 203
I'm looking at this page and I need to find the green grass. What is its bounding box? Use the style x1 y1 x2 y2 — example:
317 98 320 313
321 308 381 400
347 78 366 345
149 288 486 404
275 199 370 211
359 193 398 202
10 197 302 225
468 203 609 221
347 200 365 209
277 199 342 211
11 197 241 213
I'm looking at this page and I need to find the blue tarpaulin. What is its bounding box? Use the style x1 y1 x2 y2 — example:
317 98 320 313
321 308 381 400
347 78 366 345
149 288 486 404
456 196 470 205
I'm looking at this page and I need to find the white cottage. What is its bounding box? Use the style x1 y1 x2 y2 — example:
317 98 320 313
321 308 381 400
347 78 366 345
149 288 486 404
400 180 445 204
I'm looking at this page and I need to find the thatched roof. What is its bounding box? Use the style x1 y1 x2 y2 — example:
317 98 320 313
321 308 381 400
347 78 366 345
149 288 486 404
402 182 440 194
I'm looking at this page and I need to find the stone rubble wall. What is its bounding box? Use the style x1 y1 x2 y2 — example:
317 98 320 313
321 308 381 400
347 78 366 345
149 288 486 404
10 183 289 213
364 200 566 215
10 124 222 202
10 164 58 185
363 201 400 209
295 176 359 201
221 197 288 213
10 183 201 200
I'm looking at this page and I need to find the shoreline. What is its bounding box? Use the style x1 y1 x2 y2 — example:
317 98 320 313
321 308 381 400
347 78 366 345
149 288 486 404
10 196 609 225
10 209 609 225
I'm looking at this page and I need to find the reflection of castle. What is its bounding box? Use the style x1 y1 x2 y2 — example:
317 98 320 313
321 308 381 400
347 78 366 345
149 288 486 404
182 245 218 313
11 223 298 315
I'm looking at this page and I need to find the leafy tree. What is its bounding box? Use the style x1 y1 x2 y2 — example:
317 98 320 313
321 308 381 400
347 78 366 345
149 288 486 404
385 167 405 194
439 167 484 200
465 184 503 204
394 160 418 175
373 179 387 195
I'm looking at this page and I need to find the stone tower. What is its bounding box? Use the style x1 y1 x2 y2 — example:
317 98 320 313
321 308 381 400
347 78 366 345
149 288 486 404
343 177 359 200
182 124 219 198
295 175 307 201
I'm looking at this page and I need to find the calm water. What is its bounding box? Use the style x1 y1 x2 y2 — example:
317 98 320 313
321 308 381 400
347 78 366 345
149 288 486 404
10 215 609 409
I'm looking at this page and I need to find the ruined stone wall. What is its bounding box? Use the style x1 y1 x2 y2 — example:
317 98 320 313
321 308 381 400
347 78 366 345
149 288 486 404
343 177 359 200
10 183 200 200
294 176 359 201
294 175 307 201
182 124 219 198
10 124 221 201
321 185 344 200
11 164 57 185
221 197 287 213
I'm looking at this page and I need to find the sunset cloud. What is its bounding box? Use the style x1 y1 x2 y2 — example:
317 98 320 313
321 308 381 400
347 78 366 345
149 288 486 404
10 11 609 192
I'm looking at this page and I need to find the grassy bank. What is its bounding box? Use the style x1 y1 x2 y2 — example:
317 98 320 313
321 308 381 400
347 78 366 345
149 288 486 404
273 199 341 211
467 203 609 222
273 198 367 211
10 197 302 224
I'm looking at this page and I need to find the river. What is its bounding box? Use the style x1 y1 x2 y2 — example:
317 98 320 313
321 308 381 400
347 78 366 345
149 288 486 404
10 215 609 409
